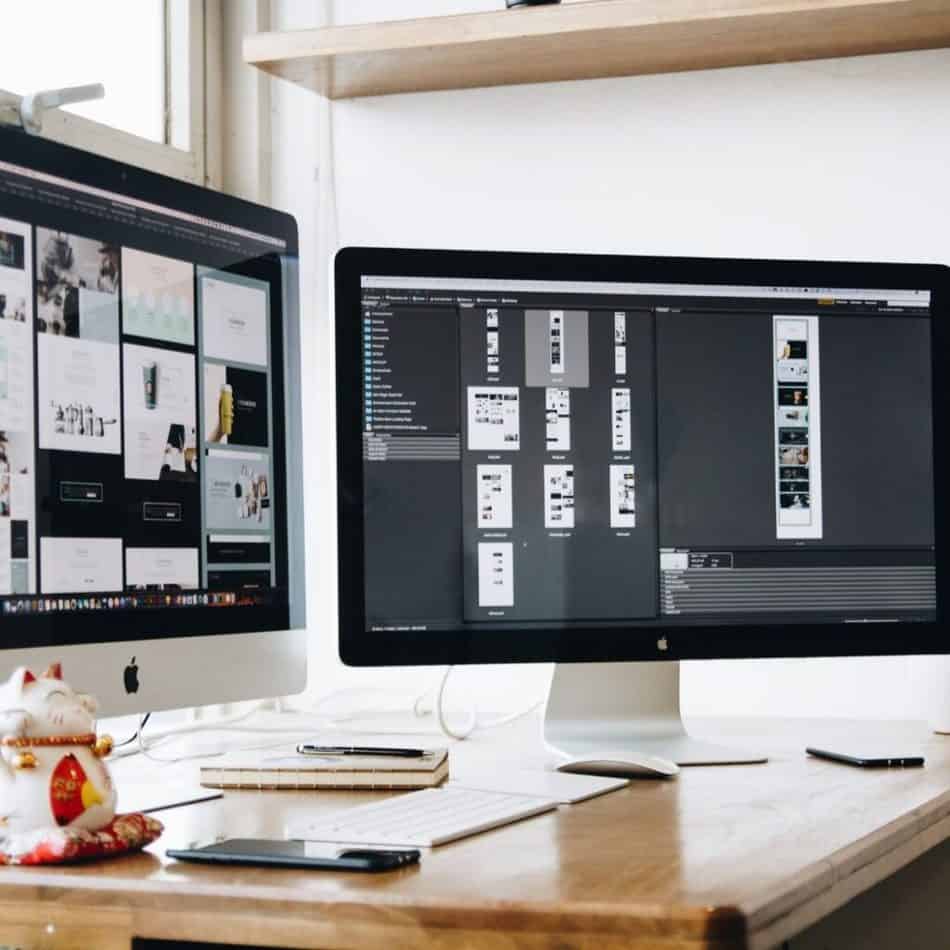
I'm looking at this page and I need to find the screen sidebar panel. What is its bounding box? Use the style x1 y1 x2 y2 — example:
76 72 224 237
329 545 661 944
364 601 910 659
361 299 463 629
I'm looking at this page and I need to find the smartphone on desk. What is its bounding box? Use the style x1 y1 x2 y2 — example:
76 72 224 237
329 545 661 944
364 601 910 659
167 838 420 872
807 746 925 768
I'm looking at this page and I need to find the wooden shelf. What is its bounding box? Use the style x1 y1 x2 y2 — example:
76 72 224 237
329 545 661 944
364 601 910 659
244 0 950 100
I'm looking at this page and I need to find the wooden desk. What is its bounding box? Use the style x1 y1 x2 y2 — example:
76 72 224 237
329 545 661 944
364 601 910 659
0 716 948 950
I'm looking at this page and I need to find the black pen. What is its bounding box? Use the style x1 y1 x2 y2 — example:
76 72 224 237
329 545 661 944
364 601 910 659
296 744 427 758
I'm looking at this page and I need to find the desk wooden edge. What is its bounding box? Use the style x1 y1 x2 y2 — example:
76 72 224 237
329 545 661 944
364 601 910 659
744 787 950 949
0 879 748 949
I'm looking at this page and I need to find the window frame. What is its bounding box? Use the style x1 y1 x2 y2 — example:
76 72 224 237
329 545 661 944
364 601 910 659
0 0 212 186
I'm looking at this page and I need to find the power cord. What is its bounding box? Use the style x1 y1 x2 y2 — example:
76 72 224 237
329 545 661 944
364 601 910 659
110 703 326 764
108 685 434 761
113 712 151 750
425 667 545 741
433 666 477 740
108 672 545 760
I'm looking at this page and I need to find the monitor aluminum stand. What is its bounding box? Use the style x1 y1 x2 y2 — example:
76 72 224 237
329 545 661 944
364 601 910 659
543 662 766 766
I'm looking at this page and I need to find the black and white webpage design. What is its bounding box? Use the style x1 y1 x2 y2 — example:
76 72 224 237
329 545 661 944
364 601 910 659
0 217 35 596
0 216 278 604
773 316 822 540
199 270 274 591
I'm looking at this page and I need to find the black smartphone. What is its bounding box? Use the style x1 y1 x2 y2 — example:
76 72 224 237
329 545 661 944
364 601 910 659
166 839 420 872
806 746 925 768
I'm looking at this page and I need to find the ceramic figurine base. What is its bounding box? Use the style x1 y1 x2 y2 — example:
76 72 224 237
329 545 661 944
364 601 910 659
0 812 163 865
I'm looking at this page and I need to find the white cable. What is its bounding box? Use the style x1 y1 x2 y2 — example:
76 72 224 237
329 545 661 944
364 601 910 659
112 685 440 762
434 667 478 740
132 723 326 765
288 685 436 723
431 667 544 741
135 728 209 764
118 669 545 760
111 703 328 763
476 699 545 730
106 704 269 758
126 701 268 742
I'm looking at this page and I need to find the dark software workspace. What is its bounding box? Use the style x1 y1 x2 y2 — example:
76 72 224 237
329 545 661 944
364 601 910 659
359 277 934 633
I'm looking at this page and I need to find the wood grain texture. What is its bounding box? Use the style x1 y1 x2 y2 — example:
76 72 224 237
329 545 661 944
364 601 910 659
0 718 947 949
242 0 950 100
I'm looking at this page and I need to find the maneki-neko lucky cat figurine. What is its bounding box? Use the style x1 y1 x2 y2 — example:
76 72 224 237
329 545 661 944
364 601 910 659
0 664 116 837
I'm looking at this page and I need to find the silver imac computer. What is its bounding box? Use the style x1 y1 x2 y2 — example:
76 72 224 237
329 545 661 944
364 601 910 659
335 247 946 765
0 125 306 715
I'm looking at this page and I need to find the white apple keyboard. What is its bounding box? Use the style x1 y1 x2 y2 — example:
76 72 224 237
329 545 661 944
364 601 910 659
288 786 559 848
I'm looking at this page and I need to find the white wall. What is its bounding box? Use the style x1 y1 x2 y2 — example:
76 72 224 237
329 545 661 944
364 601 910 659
265 0 950 722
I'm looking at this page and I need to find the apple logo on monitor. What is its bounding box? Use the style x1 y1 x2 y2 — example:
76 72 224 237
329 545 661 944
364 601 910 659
124 657 140 694
657 637 669 652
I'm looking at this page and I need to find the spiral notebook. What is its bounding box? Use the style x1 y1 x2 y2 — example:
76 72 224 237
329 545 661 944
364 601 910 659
199 747 449 791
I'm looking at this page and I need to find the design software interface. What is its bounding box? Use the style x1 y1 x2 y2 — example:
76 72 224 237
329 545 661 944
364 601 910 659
0 156 288 617
360 275 935 631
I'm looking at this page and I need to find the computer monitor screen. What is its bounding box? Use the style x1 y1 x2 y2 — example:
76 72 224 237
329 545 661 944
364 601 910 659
0 126 301 664
336 249 945 666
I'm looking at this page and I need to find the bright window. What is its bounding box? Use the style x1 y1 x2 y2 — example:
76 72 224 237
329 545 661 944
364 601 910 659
0 1 204 184
0 1 166 143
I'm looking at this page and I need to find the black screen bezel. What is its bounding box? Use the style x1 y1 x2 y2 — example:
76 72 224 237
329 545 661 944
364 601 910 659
337 245 948 667
0 125 297 647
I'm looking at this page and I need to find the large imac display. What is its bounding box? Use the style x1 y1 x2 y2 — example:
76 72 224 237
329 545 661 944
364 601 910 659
0 126 305 714
335 248 947 763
